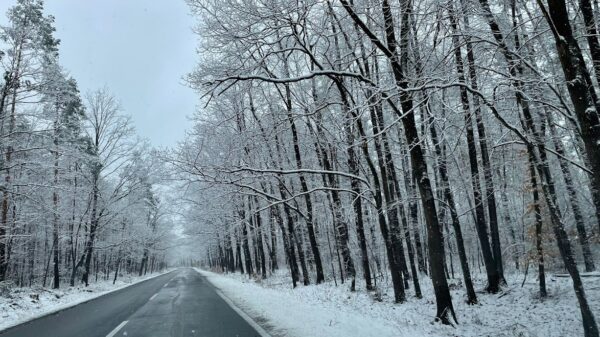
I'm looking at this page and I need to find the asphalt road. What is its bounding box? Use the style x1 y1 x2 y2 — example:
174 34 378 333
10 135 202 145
0 268 263 337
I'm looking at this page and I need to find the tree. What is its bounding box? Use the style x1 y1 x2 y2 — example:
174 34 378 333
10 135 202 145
80 88 135 286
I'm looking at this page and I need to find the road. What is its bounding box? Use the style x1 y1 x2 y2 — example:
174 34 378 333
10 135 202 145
0 268 264 337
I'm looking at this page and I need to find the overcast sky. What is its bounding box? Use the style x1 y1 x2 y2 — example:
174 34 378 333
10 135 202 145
0 0 198 147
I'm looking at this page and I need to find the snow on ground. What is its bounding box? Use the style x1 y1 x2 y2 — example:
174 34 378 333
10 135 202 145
197 268 600 337
0 270 172 331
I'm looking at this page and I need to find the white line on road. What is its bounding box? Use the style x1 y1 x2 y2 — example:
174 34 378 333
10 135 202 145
193 269 271 337
106 320 128 337
213 288 271 337
149 293 158 301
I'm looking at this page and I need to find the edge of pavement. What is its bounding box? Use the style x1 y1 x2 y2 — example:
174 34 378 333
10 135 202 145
0 268 177 334
194 268 273 337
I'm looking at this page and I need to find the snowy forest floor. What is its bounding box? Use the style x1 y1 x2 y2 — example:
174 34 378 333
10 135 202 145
197 268 600 337
0 269 172 331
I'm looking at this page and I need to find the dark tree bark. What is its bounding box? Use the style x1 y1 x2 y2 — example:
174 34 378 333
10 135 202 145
578 0 600 87
340 0 456 324
528 164 548 298
0 42 22 282
343 114 370 291
139 249 148 277
276 202 300 287
240 208 254 277
449 5 501 293
343 85 405 301
235 228 244 274
290 212 310 286
272 129 301 287
537 0 600 238
252 197 268 278
268 208 279 272
461 7 504 280
367 88 417 295
401 144 426 275
81 171 99 286
497 2 600 333
427 94 478 304
279 74 325 284
546 110 595 272
52 120 60 289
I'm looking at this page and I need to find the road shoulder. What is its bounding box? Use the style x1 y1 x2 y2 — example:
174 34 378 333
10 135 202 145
194 268 276 337
0 269 174 333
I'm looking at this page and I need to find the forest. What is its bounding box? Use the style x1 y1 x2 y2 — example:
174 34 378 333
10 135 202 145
0 0 171 293
174 0 600 336
0 0 600 336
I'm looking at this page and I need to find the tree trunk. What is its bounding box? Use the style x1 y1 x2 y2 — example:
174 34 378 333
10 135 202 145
0 41 22 282
240 209 254 277
340 0 456 323
462 12 504 280
528 154 547 298
428 94 478 304
252 198 267 279
279 79 325 284
449 6 501 293
539 0 600 242
82 171 99 286
547 110 596 272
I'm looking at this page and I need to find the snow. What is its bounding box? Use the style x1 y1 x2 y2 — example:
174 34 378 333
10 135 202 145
0 270 172 332
196 268 600 337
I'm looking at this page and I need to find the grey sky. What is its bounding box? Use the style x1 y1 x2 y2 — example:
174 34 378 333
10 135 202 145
1 0 198 147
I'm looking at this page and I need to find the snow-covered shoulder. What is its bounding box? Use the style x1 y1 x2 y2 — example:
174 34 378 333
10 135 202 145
196 269 600 337
197 268 436 337
0 270 172 332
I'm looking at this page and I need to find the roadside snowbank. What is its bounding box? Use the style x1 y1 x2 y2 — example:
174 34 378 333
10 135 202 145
197 268 600 337
0 270 172 331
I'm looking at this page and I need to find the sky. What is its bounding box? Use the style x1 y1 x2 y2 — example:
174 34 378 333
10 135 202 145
0 0 198 147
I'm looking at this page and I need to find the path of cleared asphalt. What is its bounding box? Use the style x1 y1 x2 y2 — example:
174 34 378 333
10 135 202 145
0 268 263 337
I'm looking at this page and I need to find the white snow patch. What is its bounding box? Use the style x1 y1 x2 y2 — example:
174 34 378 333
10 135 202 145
197 268 600 337
0 270 172 332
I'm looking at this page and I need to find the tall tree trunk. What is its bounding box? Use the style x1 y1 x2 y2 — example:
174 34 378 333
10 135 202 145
321 23 357 289
329 79 405 299
538 0 600 240
52 115 60 289
463 17 504 280
253 197 268 279
82 171 99 286
428 93 478 304
240 209 254 277
279 76 325 284
449 5 501 292
546 110 596 271
235 228 244 274
478 0 600 332
292 215 310 286
370 94 417 295
269 209 279 272
401 144 426 275
579 0 600 87
528 155 547 298
340 0 456 323
0 41 22 282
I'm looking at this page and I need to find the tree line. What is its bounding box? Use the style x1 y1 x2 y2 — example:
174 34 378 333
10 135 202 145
0 0 170 291
173 0 600 335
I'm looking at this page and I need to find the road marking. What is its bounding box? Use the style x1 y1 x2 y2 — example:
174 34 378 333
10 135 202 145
106 320 128 337
213 287 271 337
149 293 158 301
193 268 270 336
